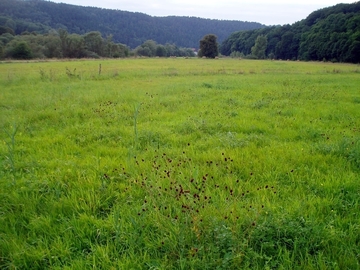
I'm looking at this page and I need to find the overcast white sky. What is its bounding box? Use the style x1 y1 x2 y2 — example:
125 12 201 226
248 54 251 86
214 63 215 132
50 0 355 25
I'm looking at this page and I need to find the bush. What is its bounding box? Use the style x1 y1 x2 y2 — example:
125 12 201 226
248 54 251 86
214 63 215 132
230 51 244 58
10 41 33 59
84 50 100 59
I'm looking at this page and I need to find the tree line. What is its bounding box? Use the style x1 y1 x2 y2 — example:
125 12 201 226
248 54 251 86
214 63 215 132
0 28 198 60
2 1 359 63
0 29 129 59
220 2 360 63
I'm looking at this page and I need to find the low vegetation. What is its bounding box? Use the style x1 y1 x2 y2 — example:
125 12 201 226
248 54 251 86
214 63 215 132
0 58 359 269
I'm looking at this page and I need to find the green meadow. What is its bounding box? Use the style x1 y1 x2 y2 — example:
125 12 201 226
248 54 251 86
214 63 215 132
0 58 359 269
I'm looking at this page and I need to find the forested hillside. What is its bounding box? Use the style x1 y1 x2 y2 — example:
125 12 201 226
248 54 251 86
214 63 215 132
221 2 360 63
0 0 264 49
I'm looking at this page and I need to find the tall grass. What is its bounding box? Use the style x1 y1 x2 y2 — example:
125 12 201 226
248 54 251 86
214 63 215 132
0 58 359 269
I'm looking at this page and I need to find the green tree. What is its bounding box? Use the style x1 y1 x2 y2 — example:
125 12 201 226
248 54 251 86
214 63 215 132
113 43 129 58
349 40 360 63
0 25 14 35
10 41 33 59
251 35 267 59
135 46 151 57
164 43 179 57
83 31 104 56
66 34 85 58
0 44 4 59
58 28 68 57
275 31 294 59
43 34 62 58
58 29 85 58
199 34 218 58
135 40 157 57
155 44 166 57
0 33 14 46
104 34 114 57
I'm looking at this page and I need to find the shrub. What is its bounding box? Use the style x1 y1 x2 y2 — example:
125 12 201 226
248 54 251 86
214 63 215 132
10 41 33 59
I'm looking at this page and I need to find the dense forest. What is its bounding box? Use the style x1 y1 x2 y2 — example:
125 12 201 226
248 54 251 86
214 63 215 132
220 2 360 63
0 0 264 49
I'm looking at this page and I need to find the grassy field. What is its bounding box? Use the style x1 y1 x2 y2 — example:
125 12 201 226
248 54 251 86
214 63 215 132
0 58 359 269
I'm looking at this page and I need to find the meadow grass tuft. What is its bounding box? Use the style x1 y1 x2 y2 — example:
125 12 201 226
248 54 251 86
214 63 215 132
0 58 359 269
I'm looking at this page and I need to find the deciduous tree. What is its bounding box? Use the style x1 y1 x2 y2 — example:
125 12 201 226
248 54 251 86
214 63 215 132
11 41 32 59
251 35 267 59
83 31 104 56
199 34 218 58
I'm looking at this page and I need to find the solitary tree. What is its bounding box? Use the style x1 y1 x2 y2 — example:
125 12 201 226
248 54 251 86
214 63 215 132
199 34 219 58
251 35 268 59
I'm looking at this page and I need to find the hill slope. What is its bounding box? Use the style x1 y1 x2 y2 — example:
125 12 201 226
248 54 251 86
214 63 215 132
220 2 360 63
0 0 265 48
